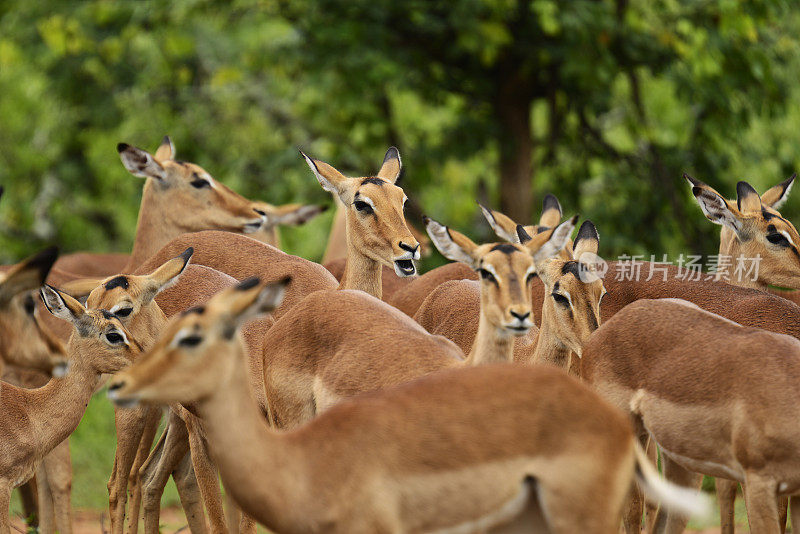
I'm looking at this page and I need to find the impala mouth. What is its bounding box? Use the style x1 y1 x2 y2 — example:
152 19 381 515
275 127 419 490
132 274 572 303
243 218 266 234
504 323 533 335
394 259 417 277
107 382 139 408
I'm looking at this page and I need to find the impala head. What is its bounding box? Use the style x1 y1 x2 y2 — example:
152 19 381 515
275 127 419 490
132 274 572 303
40 285 140 375
301 147 420 277
425 214 576 336
251 201 328 231
523 220 606 357
479 195 573 259
118 136 266 234
687 174 800 288
85 248 193 343
0 247 67 376
107 277 289 407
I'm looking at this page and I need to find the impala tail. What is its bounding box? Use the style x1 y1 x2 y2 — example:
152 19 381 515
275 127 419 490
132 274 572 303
633 440 712 520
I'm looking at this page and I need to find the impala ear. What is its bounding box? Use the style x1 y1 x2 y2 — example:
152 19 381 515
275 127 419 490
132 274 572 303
0 246 59 305
572 220 600 258
41 284 87 325
522 215 578 264
761 174 795 210
686 174 745 236
300 150 351 197
140 247 193 305
259 203 328 228
478 203 521 243
424 216 479 269
376 147 402 183
538 194 563 228
736 181 762 214
118 143 166 181
213 277 290 336
154 135 175 162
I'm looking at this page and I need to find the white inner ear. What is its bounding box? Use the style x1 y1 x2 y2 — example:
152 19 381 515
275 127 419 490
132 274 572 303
120 149 166 180
302 153 337 194
773 180 795 210
480 205 519 243
696 192 743 234
425 220 477 268
41 288 75 321
532 220 575 263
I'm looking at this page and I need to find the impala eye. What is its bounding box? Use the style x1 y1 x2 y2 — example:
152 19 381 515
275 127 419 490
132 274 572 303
191 179 211 189
767 233 790 247
106 332 125 345
353 200 374 215
179 335 202 347
552 293 570 307
114 307 133 318
478 268 497 284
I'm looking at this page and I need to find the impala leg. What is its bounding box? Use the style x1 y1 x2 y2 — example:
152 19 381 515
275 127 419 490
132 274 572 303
125 408 160 534
185 415 228 533
716 478 738 534
36 464 55 534
44 439 73 534
0 482 12 534
742 473 780 534
172 449 208 533
109 406 149 534
623 431 650 533
17 480 38 528
140 411 194 534
643 439 659 532
651 454 702 534
778 496 788 534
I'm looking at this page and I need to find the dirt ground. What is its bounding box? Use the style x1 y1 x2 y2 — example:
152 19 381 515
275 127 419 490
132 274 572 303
10 508 749 534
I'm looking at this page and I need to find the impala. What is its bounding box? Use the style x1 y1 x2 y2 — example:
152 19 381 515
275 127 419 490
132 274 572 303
108 279 709 534
0 285 138 534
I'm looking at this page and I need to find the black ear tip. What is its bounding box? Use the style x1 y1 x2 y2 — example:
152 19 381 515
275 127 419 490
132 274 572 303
569 214 579 224
319 204 330 213
117 143 129 153
516 224 532 243
30 246 60 278
384 146 400 161
736 180 757 195
180 247 194 263
542 193 561 212
161 135 171 145
576 220 599 242
684 173 700 186
421 215 431 225
236 277 261 291
790 173 797 182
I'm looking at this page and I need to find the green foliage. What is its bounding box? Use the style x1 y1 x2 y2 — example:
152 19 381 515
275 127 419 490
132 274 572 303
0 0 799 267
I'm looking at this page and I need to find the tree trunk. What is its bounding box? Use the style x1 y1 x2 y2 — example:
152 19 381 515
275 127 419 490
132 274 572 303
495 84 534 224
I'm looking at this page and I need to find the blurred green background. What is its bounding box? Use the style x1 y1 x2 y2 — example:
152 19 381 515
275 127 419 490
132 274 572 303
3 0 800 528
1 0 800 268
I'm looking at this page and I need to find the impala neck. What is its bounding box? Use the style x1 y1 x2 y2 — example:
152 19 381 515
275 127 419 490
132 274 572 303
466 314 515 365
25 359 102 458
128 180 184 271
531 303 572 369
198 345 306 532
338 219 383 299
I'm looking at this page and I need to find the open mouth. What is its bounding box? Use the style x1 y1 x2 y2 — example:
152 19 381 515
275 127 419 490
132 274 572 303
394 259 416 277
243 220 264 233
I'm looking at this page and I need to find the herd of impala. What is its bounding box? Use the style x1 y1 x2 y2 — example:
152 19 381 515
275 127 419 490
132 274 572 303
1 135 800 533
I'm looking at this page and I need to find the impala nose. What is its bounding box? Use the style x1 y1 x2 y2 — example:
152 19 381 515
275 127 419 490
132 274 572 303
510 310 531 322
399 241 419 255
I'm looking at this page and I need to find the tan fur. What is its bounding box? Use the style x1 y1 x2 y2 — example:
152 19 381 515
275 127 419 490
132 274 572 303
323 257 412 300
0 289 138 534
108 282 662 534
389 262 478 317
581 298 800 533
